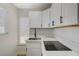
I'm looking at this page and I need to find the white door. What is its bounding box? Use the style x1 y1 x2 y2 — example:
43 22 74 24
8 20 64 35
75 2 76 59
19 17 29 44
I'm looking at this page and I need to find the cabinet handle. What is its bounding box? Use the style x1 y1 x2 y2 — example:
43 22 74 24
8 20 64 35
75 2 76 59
60 16 63 24
41 24 42 28
52 21 54 26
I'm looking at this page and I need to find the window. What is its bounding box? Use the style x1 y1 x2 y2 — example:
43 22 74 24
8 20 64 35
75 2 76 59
0 8 8 34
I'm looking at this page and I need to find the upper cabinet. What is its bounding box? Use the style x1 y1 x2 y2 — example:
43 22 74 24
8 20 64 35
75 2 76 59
50 3 61 27
29 3 78 28
50 3 78 27
62 3 78 25
42 8 50 28
29 11 42 28
29 8 51 28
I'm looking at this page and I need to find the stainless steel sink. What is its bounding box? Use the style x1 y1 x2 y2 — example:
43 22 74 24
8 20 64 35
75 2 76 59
29 38 41 40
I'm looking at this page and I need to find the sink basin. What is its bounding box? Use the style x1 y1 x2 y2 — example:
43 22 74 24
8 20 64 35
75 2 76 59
29 38 41 40
44 41 71 51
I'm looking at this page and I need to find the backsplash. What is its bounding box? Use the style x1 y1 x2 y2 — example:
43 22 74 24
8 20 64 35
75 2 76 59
29 28 55 38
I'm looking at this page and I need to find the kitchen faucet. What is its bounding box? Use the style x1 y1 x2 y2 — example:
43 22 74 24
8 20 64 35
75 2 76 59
34 28 36 38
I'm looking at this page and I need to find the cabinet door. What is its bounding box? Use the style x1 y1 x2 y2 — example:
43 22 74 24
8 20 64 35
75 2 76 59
50 3 61 26
42 8 50 28
27 48 41 56
29 11 42 28
27 41 41 56
62 3 77 25
27 42 41 49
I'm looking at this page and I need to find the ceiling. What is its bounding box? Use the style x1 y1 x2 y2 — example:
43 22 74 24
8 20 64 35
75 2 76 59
13 3 52 11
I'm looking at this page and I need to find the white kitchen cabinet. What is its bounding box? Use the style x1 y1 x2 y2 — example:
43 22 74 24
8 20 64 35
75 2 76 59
27 41 41 56
29 11 42 28
62 3 78 25
50 3 61 27
29 3 78 28
27 48 41 56
50 3 78 27
42 8 50 28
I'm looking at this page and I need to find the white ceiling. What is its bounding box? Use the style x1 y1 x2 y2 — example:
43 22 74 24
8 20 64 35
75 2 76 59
13 3 52 11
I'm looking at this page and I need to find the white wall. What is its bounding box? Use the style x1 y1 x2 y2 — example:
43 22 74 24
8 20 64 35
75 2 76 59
0 3 18 56
53 27 79 55
18 9 29 17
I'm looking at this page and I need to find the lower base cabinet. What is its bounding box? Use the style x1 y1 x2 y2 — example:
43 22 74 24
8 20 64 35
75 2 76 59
26 41 41 56
27 48 41 56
